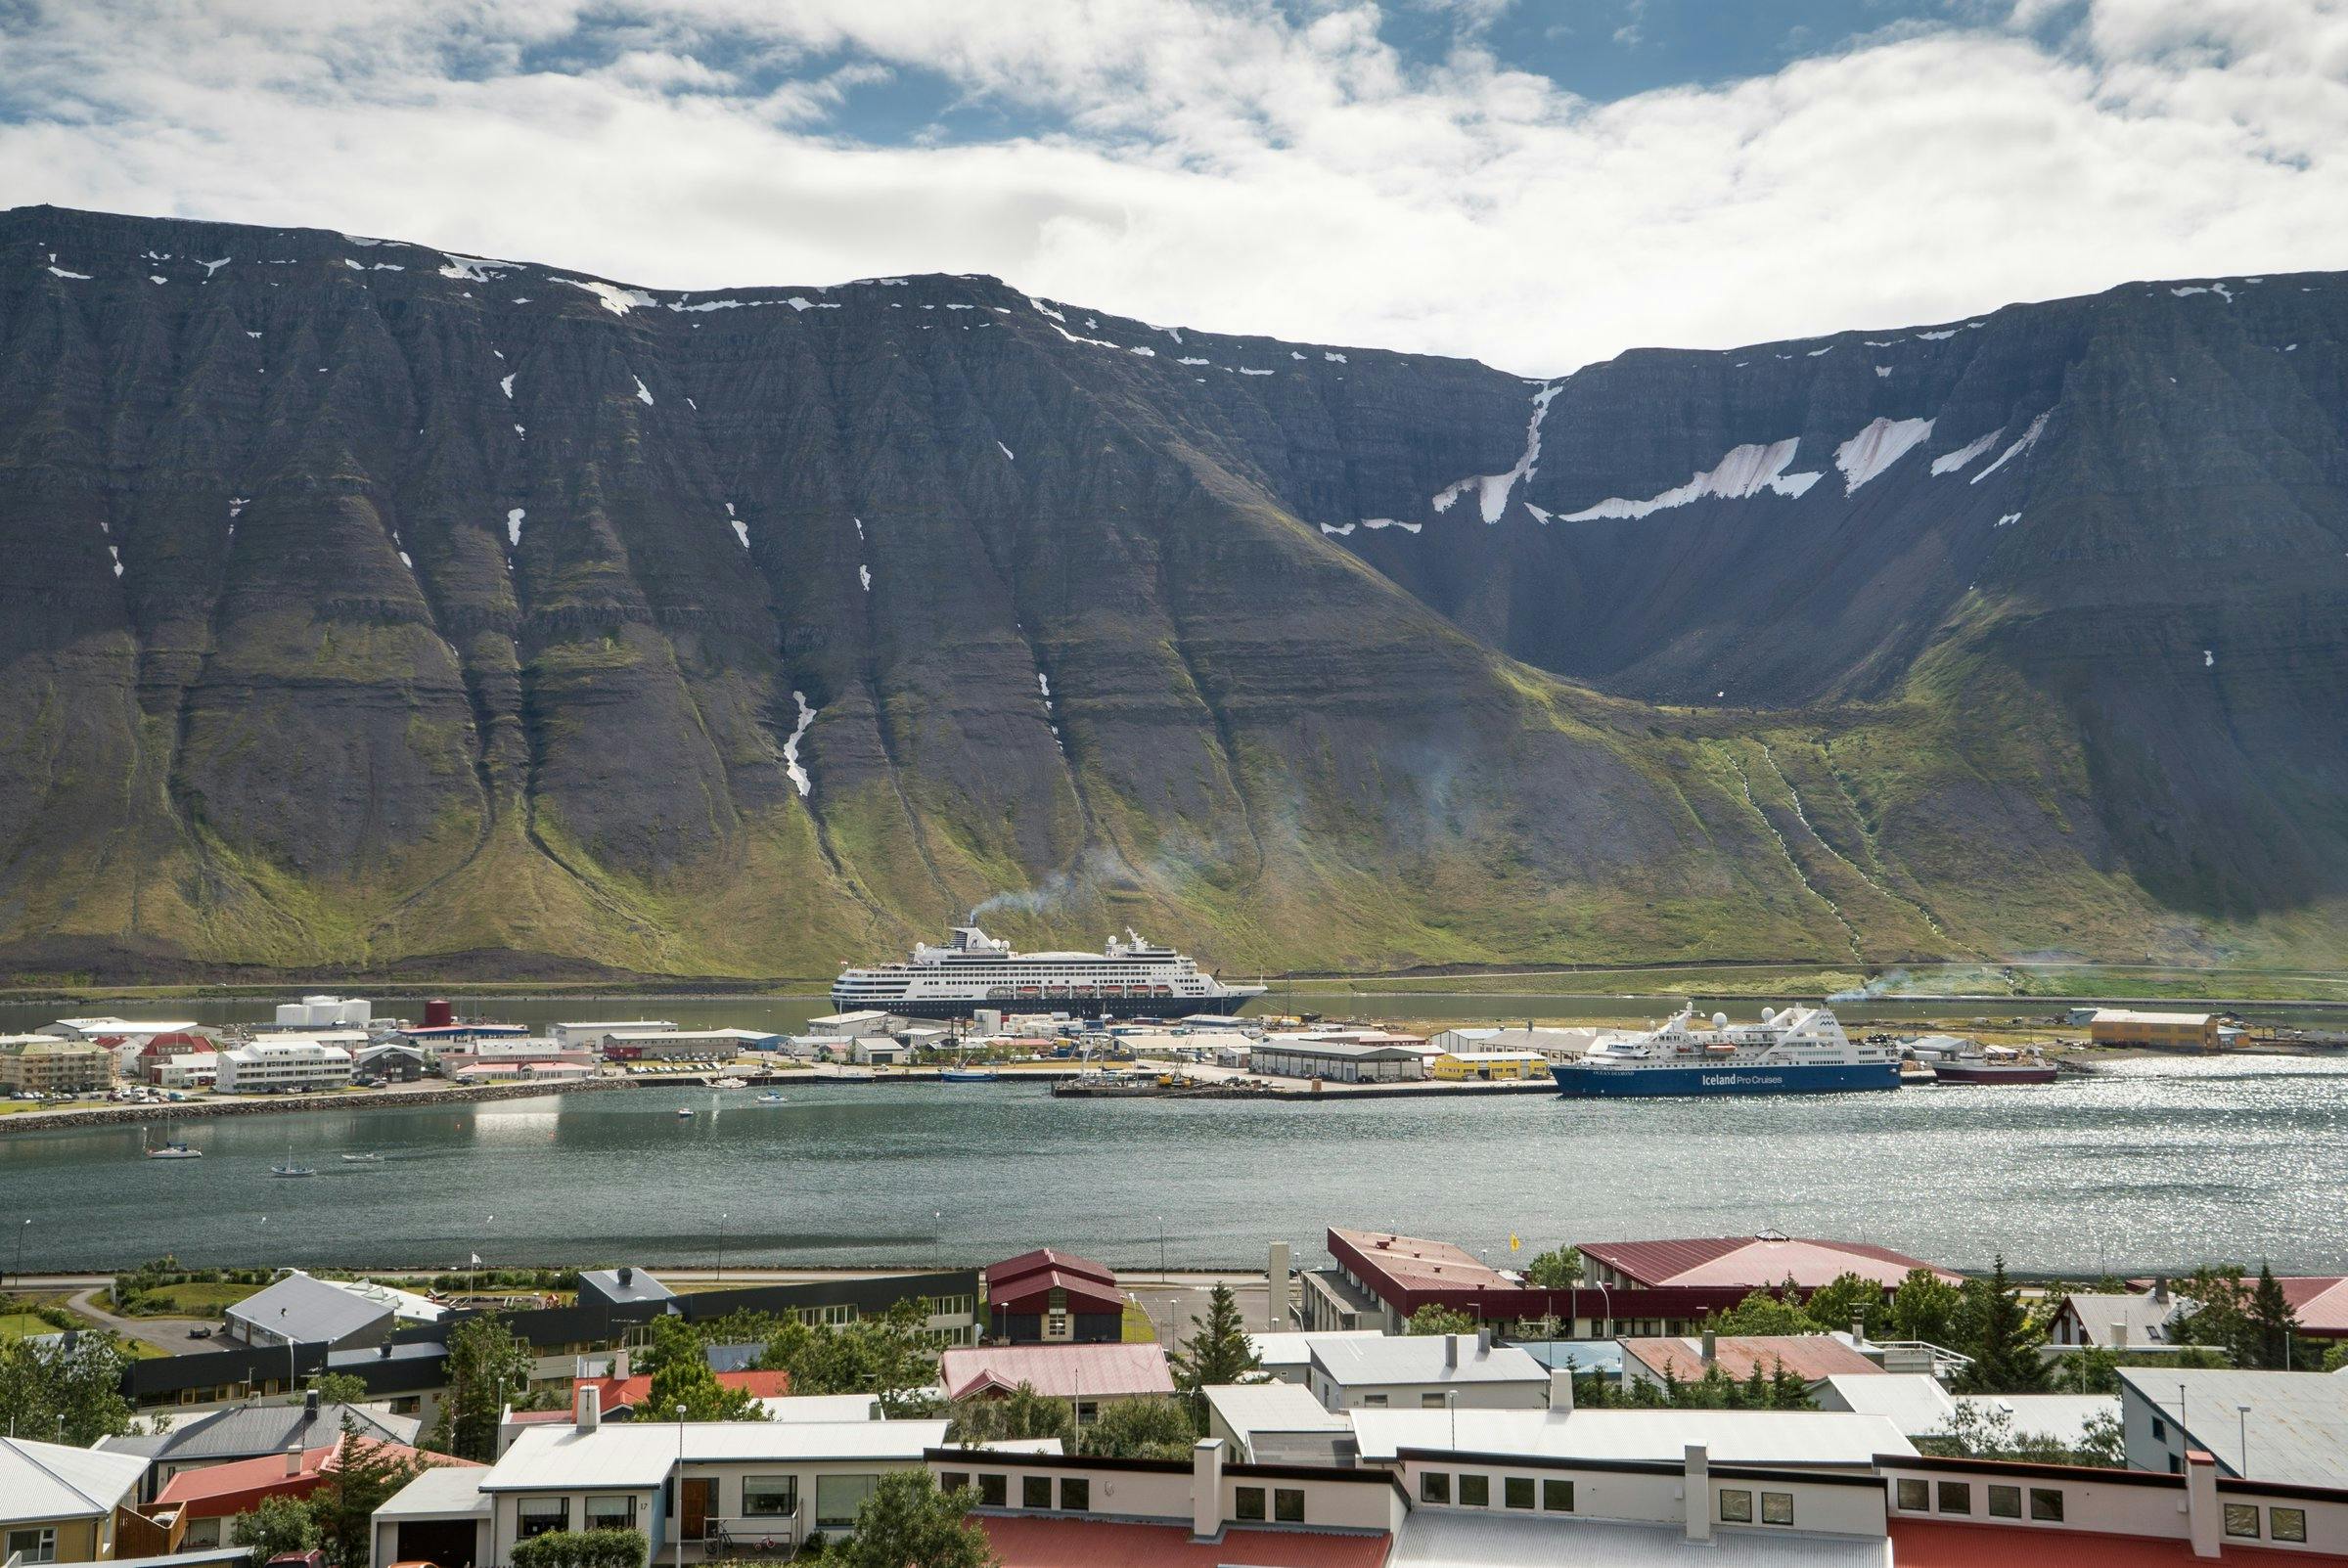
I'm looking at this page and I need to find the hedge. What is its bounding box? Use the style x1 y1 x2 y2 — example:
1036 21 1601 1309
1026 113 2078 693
511 1531 648 1568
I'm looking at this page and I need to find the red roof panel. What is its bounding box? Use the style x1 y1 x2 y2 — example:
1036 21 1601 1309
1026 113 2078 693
1582 1236 1956 1289
1890 1518 2347 1566
941 1344 1176 1402
1622 1334 1884 1384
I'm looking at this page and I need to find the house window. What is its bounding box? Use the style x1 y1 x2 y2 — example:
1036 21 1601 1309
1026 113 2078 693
585 1496 638 1531
1761 1493 1794 1526
1074 1401 1099 1426
1422 1392 1447 1409
938 1473 971 1498
1362 1394 1388 1408
1719 1490 1753 1524
2029 1489 2064 1522
2272 1507 2307 1544
2224 1503 2261 1540
1274 1489 1304 1524
2151 1416 2167 1441
1059 1479 1089 1512
1021 1475 1053 1509
1988 1485 2020 1519
1421 1473 1451 1504
1542 1479 1574 1512
6 1529 57 1564
1937 1481 1972 1514
1236 1487 1266 1521
977 1475 1007 1508
1458 1475 1489 1508
1504 1477 1534 1510
742 1477 797 1518
1895 1479 1929 1512
518 1498 570 1539
815 1475 879 1530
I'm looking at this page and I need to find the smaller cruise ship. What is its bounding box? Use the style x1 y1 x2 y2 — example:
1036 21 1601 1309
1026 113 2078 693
833 921 1265 1021
1552 1005 1899 1098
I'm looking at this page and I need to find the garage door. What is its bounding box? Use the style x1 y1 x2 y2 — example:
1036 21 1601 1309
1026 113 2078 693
395 1519 482 1568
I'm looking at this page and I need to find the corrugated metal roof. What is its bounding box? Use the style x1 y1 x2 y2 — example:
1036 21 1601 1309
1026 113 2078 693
1310 1335 1548 1389
941 1344 1175 1401
978 1514 1391 1568
0 1436 150 1526
226 1271 394 1344
1391 1508 1884 1566
1331 1230 1510 1293
1250 1330 1385 1368
1623 1335 1883 1385
482 1419 951 1492
1203 1382 1354 1447
1350 1408 1915 1467
376 1465 492 1520
2117 1367 2348 1486
1580 1236 1954 1289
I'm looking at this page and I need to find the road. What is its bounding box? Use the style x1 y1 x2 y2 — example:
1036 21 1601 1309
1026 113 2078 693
61 1286 216 1354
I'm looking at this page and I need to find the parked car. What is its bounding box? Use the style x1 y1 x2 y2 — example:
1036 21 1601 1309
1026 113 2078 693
186 1325 212 1339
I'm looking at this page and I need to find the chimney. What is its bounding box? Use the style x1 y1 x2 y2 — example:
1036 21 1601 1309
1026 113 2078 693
1549 1367 1575 1412
1444 1335 1460 1370
2111 1322 2129 1351
575 1383 602 1432
2153 1277 2171 1305
617 1266 634 1287
614 1347 632 1380
303 1389 321 1424
284 1442 304 1478
1267 1242 1292 1330
1476 1328 1493 1360
1192 1439 1225 1540
2185 1450 2221 1558
1850 1316 1866 1348
381 1341 394 1359
1684 1444 1711 1542
1701 1329 1717 1367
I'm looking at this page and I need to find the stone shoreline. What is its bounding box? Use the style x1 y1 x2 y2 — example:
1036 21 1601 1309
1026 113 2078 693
0 1074 631 1138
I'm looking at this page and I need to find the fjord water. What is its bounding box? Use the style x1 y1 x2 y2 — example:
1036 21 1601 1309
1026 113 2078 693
4 1054 2343 1276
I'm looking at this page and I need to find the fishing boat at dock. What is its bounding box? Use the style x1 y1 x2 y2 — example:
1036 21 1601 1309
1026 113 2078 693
1551 1006 1899 1098
1929 1045 2058 1085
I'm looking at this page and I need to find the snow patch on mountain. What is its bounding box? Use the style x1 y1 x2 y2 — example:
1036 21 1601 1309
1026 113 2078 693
633 377 654 406
438 253 514 283
783 691 816 797
1931 428 2003 475
506 508 525 546
1970 412 2050 483
557 277 655 316
1431 382 1560 523
1561 437 1819 521
1835 417 1935 494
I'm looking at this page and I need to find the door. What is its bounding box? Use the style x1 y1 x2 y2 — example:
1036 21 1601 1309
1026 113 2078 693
682 1478 718 1541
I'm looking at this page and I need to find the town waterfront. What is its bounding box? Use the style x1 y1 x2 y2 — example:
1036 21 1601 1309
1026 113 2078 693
5 1053 2343 1277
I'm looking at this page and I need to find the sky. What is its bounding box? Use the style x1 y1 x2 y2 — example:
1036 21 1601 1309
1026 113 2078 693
5 0 2346 375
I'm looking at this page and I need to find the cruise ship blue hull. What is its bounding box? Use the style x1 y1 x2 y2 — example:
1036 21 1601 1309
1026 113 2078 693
1551 1061 1901 1098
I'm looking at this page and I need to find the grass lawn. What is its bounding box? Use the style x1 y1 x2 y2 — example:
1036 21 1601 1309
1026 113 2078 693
0 1100 39 1115
114 1280 261 1317
0 1310 61 1341
1122 1300 1158 1344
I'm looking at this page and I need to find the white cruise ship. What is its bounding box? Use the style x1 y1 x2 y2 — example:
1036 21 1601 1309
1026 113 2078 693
1551 1005 1900 1098
832 923 1265 1020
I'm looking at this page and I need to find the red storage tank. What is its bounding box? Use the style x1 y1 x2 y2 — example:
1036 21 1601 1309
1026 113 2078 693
424 998 454 1028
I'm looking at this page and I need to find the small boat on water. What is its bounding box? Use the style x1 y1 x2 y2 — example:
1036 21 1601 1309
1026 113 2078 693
142 1122 203 1159
939 1066 999 1083
340 1152 384 1163
755 1092 790 1104
1931 1045 2059 1085
676 1106 698 1119
711 1077 749 1090
271 1145 318 1178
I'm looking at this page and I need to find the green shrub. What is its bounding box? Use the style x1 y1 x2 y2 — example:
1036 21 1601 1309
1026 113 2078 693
510 1530 647 1568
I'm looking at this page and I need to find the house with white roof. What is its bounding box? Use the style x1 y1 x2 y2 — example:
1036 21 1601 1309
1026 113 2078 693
0 1435 150 1564
1307 1332 1554 1412
1246 1328 1384 1385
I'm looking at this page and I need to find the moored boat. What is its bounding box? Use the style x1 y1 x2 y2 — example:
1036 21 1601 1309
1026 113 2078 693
1552 1006 1899 1098
939 1066 999 1083
1930 1046 2058 1085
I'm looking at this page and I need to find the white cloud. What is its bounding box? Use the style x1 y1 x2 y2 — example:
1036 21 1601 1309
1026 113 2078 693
5 0 2346 375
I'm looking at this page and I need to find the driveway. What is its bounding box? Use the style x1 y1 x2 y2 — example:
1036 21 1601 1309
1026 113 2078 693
66 1286 217 1355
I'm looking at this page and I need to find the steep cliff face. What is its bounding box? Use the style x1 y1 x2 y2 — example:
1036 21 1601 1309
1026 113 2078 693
1 204 2340 980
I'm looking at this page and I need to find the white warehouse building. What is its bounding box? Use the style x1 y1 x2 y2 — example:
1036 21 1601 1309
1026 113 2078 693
216 1038 355 1094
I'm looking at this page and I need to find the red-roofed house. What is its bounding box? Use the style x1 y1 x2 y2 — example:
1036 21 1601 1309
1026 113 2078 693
574 1368 792 1417
1581 1233 1960 1292
942 1343 1175 1426
135 1032 214 1086
1621 1333 1885 1393
985 1249 1124 1344
141 1437 477 1548
2281 1278 2348 1342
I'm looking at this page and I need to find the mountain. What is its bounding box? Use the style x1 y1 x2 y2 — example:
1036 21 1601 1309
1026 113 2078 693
1 204 2342 982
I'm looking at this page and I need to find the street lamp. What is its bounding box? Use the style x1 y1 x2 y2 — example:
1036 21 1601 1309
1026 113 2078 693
717 1213 728 1281
13 1217 28 1284
1156 1216 1166 1278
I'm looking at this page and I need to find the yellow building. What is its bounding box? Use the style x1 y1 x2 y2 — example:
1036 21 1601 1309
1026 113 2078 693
2088 1009 2220 1050
2 1435 149 1562
0 1036 117 1096
1431 1051 1550 1081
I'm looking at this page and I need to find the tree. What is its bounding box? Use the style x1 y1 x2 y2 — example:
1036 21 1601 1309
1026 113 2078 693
835 1471 996 1568
945 1384 1074 1449
1170 1283 1261 1418
2249 1263 2299 1369
631 1313 703 1380
1083 1396 1197 1458
428 1312 532 1461
2048 1345 2121 1395
1523 1247 1582 1289
230 1495 319 1562
1885 1268 1964 1346
1951 1256 2046 1394
306 1371 370 1408
0 1329 140 1446
1406 1304 1476 1336
1919 1400 2124 1469
646 1354 768 1422
1705 1286 1816 1338
310 1428 423 1566
1802 1273 1887 1338
759 1301 940 1414
2175 1267 2253 1362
